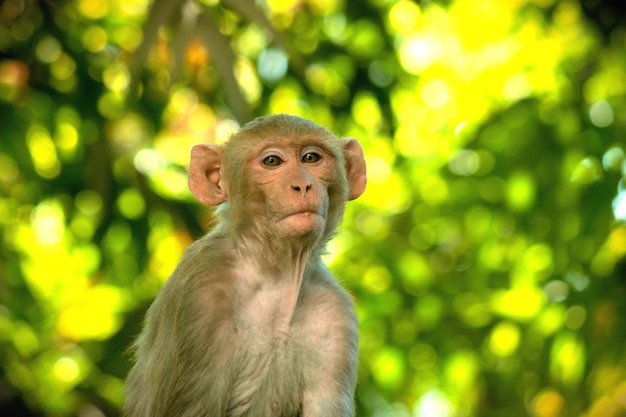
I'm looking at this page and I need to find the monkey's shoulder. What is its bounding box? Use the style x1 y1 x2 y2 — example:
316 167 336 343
151 235 237 311
295 271 356 328
304 265 355 300
168 232 234 277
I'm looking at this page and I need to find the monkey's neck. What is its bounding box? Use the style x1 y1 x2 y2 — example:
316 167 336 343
233 238 314 330
238 235 314 281
230 222 322 273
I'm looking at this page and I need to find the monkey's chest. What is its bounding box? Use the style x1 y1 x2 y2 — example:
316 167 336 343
227 329 305 417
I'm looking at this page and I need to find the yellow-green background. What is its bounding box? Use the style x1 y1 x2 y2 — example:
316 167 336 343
1 0 625 416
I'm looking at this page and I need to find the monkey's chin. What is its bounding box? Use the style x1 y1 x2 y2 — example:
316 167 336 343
277 212 325 237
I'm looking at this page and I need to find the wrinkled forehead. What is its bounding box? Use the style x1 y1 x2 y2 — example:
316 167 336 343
224 116 341 156
237 116 335 141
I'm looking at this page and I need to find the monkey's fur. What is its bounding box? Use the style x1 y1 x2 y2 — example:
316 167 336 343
124 114 367 417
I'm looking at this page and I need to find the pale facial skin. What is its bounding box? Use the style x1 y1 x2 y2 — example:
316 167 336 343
251 141 334 237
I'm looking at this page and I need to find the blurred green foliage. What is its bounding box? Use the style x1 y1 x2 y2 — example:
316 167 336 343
1 0 626 416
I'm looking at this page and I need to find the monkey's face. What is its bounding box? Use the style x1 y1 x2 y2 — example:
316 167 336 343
188 114 366 248
247 139 336 239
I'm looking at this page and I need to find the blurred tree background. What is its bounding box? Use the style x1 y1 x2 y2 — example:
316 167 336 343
1 0 626 416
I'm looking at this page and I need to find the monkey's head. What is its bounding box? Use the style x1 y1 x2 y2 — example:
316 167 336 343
188 114 367 248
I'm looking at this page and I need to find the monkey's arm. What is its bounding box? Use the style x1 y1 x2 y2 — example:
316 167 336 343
124 279 186 417
124 239 234 417
299 274 359 416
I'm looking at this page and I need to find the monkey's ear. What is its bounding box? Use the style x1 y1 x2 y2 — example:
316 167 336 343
188 144 228 206
342 139 367 201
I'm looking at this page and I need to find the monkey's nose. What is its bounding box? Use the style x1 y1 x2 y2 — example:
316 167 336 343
292 183 312 194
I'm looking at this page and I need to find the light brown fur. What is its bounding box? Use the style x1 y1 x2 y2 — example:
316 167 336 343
123 114 366 417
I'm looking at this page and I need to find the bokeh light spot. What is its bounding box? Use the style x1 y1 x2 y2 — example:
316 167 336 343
602 146 625 171
0 59 29 94
449 149 480 176
388 0 421 34
110 23 143 51
370 347 405 389
118 0 150 16
506 171 535 211
0 153 19 185
134 149 166 177
116 189 145 220
31 200 65 246
492 286 545 320
398 35 435 74
77 0 109 19
53 357 80 383
368 60 394 88
532 389 564 417
12 322 40 357
613 183 626 222
235 57 262 102
550 332 585 386
571 157 603 185
543 280 568 302
75 190 103 215
533 304 565 336
488 321 520 357
415 389 454 417
564 305 586 330
589 100 614 127
258 48 288 82
35 36 61 63
421 79 450 109
103 63 130 93
525 243 553 272
363 265 392 294
444 350 478 389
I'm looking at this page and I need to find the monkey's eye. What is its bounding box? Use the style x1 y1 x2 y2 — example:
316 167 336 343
302 152 321 163
262 155 283 167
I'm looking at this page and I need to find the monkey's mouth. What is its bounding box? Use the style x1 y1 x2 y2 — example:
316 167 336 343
276 211 325 235
280 211 323 221
276 209 328 226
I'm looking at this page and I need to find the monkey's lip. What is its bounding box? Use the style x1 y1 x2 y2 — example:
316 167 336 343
278 211 323 222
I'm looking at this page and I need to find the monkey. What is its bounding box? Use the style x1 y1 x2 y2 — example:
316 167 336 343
123 114 367 417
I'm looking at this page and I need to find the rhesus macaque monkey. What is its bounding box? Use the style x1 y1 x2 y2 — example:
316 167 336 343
124 114 367 417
